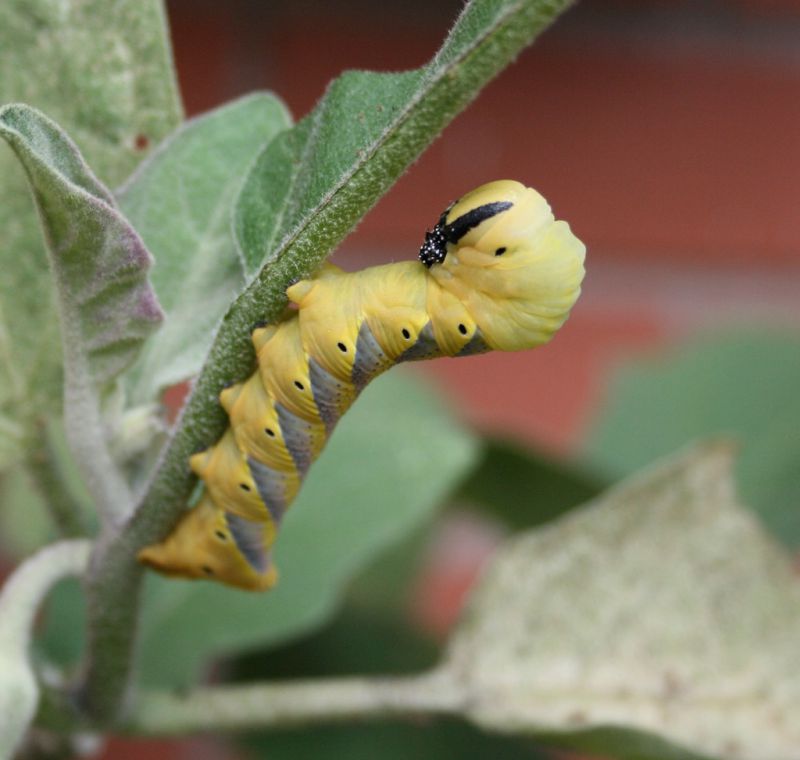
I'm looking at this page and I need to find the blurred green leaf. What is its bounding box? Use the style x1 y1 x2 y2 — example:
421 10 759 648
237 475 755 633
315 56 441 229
445 442 800 760
244 718 550 760
0 104 162 515
37 577 86 671
536 726 716 760
115 372 477 687
343 518 434 619
459 437 606 530
583 330 800 547
234 604 440 681
0 419 94 559
0 0 181 185
0 470 52 559
119 94 292 404
0 0 181 468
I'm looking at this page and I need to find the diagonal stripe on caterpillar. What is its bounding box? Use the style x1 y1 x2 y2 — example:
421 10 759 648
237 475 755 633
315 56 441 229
138 180 586 591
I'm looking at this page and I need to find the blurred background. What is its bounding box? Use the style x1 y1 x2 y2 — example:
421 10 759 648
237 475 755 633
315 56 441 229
90 0 800 757
169 0 800 454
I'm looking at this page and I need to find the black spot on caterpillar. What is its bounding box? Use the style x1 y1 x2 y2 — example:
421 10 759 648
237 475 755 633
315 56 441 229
138 180 586 591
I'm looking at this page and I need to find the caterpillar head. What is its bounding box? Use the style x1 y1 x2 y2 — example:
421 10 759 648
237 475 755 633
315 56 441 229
420 180 586 351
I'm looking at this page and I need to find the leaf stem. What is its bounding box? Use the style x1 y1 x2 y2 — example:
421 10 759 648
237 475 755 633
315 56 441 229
122 669 462 737
0 539 92 653
0 540 92 759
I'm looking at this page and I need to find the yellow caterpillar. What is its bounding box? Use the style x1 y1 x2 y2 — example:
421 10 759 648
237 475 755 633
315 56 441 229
138 180 586 591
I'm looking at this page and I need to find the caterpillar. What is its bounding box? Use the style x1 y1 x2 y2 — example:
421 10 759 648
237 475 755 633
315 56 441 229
138 180 586 591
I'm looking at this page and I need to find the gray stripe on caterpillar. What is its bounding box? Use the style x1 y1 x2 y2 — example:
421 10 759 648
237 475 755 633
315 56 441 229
457 327 491 357
352 321 390 391
308 357 344 435
276 402 314 476
225 512 268 573
398 321 441 362
247 456 288 525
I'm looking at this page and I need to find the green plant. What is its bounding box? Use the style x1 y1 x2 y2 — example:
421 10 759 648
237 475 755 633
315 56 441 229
1 2 798 759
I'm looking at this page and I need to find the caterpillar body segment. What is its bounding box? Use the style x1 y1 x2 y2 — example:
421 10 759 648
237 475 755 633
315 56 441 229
138 180 586 591
139 494 280 590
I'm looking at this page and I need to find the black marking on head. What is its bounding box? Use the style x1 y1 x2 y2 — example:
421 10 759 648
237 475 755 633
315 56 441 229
446 201 513 244
215 531 227 541
495 246 507 256
239 483 251 492
401 328 411 340
458 323 468 335
418 200 513 268
418 208 450 268
264 427 276 437
337 342 347 352
294 380 305 391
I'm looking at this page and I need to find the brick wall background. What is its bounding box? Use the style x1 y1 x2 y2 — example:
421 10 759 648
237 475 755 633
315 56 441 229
167 0 800 454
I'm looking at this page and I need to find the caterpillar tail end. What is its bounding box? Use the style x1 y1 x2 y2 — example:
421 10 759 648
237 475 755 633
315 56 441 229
137 496 279 592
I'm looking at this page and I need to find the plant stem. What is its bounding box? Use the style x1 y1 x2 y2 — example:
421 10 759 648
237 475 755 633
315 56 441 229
0 539 92 651
0 540 92 759
123 669 462 737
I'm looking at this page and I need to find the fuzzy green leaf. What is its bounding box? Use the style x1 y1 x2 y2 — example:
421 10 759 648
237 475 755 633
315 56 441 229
0 0 181 186
119 93 292 404
445 443 800 760
134 373 478 687
0 104 162 517
0 0 181 468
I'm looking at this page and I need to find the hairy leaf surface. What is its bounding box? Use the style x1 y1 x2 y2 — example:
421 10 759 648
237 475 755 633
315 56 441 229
0 0 181 468
0 104 162 516
119 94 292 404
445 443 800 760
